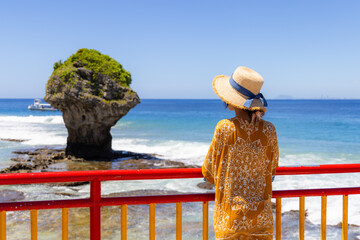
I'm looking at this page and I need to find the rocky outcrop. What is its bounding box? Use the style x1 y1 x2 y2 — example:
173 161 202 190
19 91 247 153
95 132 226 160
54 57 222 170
1 138 27 142
44 49 140 159
0 190 25 202
1 147 200 174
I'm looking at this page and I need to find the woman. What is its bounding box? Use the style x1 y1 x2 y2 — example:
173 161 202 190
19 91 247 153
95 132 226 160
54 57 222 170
202 66 279 240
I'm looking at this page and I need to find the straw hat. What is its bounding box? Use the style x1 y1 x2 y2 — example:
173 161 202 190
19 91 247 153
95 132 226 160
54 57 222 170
213 66 268 112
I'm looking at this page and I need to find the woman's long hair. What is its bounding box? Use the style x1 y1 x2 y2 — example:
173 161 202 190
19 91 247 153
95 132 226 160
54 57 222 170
224 102 265 125
246 109 265 125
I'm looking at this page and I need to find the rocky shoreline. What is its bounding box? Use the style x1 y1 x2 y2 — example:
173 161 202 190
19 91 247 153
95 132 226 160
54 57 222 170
1 145 213 190
0 138 28 143
1 147 201 174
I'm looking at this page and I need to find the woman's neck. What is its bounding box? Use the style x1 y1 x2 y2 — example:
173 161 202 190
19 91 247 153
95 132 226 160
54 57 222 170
228 104 251 122
234 108 251 122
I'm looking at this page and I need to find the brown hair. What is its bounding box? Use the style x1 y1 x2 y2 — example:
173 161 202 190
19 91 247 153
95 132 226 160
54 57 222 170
224 101 265 125
244 109 265 125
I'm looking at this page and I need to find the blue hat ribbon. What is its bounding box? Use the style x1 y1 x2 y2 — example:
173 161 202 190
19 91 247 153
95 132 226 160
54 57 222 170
229 75 268 107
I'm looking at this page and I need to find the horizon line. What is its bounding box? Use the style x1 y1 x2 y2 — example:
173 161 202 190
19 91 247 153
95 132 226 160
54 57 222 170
1 98 360 101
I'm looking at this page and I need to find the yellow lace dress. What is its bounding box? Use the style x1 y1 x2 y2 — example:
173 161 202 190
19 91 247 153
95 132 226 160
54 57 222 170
202 117 279 240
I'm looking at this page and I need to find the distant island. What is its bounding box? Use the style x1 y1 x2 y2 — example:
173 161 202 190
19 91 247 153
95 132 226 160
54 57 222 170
274 95 294 100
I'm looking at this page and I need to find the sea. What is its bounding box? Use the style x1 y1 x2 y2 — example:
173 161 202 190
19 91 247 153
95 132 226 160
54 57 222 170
0 99 360 239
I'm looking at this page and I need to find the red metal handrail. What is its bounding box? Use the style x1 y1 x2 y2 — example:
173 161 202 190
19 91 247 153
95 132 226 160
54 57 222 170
2 187 360 212
1 163 360 240
1 163 360 185
275 163 360 175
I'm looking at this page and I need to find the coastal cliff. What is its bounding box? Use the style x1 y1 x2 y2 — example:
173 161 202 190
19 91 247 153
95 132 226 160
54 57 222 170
44 48 140 159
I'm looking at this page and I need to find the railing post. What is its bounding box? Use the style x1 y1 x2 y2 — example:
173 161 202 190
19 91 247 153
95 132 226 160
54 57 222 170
62 208 69 240
342 195 348 240
90 178 101 240
299 196 305 240
0 211 6 240
276 198 281 240
203 201 208 240
30 209 37 240
121 205 127 240
321 196 327 240
176 202 182 240
149 203 156 240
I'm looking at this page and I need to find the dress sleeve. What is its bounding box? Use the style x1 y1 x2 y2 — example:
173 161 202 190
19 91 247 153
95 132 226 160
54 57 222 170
271 126 279 176
202 120 224 184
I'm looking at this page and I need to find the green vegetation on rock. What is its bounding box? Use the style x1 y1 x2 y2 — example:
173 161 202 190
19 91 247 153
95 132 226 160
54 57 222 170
47 48 131 91
53 60 63 71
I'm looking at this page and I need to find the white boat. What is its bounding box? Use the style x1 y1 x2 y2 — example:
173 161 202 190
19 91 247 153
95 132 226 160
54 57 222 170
28 99 58 111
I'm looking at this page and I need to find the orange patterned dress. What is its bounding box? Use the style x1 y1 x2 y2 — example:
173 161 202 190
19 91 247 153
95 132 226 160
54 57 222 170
202 117 279 240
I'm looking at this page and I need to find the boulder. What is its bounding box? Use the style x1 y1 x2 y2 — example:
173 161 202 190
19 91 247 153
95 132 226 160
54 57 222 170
0 190 25 202
44 49 140 159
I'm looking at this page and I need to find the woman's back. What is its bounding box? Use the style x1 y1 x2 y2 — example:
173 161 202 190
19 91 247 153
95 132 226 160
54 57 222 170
203 66 278 239
202 117 279 239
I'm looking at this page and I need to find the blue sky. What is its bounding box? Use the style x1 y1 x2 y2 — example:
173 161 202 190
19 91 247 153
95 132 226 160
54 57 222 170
0 0 359 99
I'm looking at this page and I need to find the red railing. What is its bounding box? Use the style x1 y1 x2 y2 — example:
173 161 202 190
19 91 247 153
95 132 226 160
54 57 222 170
0 163 360 239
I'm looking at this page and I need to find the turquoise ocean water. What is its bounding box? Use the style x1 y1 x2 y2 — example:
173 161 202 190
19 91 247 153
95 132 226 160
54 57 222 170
0 99 360 239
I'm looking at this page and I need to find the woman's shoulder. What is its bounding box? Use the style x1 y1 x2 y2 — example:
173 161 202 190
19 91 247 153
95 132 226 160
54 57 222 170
261 119 277 133
215 118 236 132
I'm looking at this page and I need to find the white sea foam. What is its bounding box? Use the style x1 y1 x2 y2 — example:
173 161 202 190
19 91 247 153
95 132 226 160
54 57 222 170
112 138 209 166
0 115 64 124
0 115 66 145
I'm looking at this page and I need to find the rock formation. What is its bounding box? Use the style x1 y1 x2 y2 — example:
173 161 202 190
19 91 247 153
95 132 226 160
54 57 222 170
2 147 199 174
45 48 140 159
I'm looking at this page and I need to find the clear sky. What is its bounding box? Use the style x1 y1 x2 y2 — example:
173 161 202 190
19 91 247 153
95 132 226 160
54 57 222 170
0 0 359 99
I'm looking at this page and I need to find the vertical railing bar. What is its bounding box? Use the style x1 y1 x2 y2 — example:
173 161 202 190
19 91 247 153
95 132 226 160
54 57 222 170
149 203 156 240
299 196 305 240
176 202 182 240
0 211 6 240
202 201 208 240
62 208 69 240
30 209 37 240
321 196 327 240
121 205 127 240
90 178 101 240
342 195 348 240
276 198 281 240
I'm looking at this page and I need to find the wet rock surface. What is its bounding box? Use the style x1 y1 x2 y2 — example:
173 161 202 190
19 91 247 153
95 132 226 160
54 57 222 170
1 147 200 174
0 138 27 142
197 181 215 190
0 190 25 202
2 148 66 173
